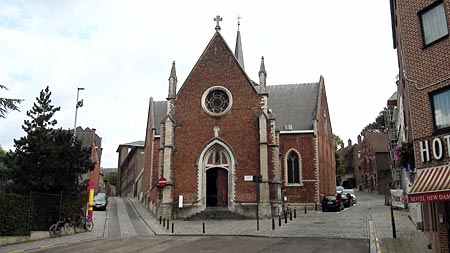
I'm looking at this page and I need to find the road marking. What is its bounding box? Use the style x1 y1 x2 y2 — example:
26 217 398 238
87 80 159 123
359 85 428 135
7 250 25 253
375 237 381 253
39 244 53 249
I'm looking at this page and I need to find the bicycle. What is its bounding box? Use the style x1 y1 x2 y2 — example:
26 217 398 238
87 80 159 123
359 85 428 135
49 218 74 237
73 215 94 233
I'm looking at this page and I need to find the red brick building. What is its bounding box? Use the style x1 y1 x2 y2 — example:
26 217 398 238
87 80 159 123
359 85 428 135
141 19 335 219
391 0 450 251
357 133 391 195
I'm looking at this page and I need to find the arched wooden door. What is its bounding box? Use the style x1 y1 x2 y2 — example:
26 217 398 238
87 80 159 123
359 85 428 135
206 167 228 207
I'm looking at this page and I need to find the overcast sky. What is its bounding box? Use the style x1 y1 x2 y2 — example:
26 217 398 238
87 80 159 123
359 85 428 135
0 0 398 168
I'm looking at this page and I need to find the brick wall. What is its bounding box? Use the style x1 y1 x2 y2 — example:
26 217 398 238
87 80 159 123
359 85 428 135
279 133 317 203
171 33 262 203
394 1 450 252
316 79 336 197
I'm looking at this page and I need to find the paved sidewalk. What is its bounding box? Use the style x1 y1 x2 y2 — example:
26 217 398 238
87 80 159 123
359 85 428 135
130 192 431 253
0 210 107 253
0 193 431 253
361 191 430 253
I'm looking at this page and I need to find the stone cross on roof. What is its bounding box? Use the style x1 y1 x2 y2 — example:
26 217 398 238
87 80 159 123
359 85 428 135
214 15 223 32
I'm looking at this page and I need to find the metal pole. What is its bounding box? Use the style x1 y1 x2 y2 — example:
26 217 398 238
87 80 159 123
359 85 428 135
73 87 84 139
256 178 260 231
391 202 397 238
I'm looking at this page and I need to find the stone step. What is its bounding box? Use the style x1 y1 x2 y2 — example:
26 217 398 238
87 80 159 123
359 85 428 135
186 207 249 220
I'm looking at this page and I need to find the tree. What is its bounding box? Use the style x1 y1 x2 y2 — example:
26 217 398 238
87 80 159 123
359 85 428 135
0 146 11 191
333 134 346 178
0 85 23 119
105 172 117 186
361 109 387 135
10 86 94 194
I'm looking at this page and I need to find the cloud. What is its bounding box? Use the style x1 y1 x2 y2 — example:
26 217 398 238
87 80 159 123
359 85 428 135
0 0 399 167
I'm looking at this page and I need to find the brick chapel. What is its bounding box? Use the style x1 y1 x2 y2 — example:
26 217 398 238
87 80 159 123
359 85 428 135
142 17 336 219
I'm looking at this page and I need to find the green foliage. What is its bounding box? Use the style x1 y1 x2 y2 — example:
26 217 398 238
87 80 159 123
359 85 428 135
105 172 117 186
9 86 94 195
361 109 387 135
333 134 344 151
0 146 13 191
0 85 23 119
0 193 30 236
0 191 87 235
333 134 345 176
397 142 415 168
335 149 346 176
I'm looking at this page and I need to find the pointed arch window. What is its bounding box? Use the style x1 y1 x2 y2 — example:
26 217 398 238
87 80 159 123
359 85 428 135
286 150 302 185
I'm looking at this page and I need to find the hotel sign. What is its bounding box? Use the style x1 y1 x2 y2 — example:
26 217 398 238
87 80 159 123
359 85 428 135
419 135 450 163
408 191 450 203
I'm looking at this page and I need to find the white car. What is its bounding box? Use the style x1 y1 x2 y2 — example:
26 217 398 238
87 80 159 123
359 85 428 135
336 186 344 194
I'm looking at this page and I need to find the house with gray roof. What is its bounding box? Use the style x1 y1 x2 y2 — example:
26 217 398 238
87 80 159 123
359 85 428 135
137 18 336 219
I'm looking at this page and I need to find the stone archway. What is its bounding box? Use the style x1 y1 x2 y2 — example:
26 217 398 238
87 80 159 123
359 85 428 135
198 140 236 209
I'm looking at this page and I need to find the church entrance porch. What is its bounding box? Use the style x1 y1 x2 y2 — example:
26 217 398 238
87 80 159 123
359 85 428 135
206 167 228 207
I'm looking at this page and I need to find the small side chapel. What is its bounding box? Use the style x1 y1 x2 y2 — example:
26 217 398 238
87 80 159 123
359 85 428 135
142 16 336 219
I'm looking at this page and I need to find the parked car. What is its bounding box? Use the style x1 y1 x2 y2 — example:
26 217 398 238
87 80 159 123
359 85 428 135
93 195 107 211
342 189 356 204
97 192 108 202
336 186 344 194
321 194 344 212
341 193 353 207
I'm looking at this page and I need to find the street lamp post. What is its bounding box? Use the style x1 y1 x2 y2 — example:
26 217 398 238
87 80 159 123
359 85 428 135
73 87 85 139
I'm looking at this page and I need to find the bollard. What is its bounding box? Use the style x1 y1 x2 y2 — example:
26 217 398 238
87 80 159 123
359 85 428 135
163 218 166 227
279 216 282 227
304 206 307 214
315 203 318 211
172 223 174 233
294 209 297 218
290 211 292 221
203 222 205 234
167 219 170 230
159 216 162 224
284 213 288 223
272 218 275 230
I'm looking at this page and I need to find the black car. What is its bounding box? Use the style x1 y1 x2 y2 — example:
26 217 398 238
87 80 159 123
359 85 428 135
321 194 344 212
341 193 353 207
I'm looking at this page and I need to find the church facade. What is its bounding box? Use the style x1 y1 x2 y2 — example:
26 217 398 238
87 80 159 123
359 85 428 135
142 18 336 219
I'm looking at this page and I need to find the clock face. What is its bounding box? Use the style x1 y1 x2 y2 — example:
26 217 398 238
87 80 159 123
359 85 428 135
201 86 233 117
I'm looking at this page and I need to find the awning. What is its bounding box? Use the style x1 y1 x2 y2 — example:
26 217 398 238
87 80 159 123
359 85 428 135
408 165 450 203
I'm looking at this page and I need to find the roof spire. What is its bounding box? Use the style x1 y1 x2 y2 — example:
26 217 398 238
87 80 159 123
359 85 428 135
214 15 222 32
237 15 242 31
234 15 245 70
167 61 177 99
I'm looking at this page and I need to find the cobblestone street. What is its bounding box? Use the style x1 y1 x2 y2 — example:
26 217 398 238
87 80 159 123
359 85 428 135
0 190 431 253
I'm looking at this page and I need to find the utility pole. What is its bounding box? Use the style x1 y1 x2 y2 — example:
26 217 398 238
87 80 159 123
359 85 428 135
73 87 85 139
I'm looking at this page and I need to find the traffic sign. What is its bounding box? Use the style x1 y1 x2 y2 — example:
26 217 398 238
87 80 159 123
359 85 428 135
158 177 167 187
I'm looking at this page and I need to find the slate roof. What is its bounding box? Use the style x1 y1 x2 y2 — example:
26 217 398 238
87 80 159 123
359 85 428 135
153 101 167 135
267 83 320 131
120 141 145 147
